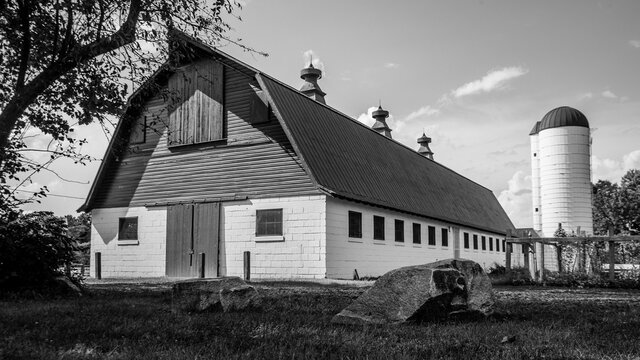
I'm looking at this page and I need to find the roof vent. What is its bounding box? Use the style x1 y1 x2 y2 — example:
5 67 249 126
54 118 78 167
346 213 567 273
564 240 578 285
417 132 434 160
371 105 392 138
300 63 326 104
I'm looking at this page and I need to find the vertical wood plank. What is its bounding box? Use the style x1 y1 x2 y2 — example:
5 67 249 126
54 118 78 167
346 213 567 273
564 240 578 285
194 202 220 278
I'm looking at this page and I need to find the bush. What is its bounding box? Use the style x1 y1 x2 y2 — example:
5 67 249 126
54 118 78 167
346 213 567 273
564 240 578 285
488 266 533 286
0 211 80 292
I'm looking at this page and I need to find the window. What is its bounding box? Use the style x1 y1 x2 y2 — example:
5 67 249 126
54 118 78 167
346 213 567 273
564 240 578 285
395 220 404 242
348 211 362 238
428 226 436 246
464 232 470 249
502 240 506 252
168 60 224 146
533 152 537 157
412 223 421 244
256 209 283 236
473 234 478 250
373 216 385 240
118 217 138 240
130 116 146 144
489 237 493 251
535 207 539 212
441 228 449 247
496 237 500 252
481 236 486 250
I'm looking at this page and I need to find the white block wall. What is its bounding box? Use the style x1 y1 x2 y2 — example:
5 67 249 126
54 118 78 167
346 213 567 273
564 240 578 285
457 230 508 270
325 197 507 279
90 206 167 278
219 195 327 279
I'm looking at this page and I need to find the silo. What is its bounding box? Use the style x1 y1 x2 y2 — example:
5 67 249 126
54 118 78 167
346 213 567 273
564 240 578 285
530 106 593 237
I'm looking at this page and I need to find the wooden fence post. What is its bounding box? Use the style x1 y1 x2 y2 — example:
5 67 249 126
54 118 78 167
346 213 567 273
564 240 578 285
95 252 102 280
556 245 563 273
199 253 206 279
608 227 615 281
243 251 251 281
540 241 545 281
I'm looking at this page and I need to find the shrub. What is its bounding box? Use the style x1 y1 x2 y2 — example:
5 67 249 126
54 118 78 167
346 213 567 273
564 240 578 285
0 211 79 291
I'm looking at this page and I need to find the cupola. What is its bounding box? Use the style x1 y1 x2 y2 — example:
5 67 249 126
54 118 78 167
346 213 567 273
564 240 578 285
300 62 326 104
417 132 434 160
371 105 392 138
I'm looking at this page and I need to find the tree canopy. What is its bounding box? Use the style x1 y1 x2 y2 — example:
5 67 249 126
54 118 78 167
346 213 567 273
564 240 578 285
593 169 640 235
0 0 256 213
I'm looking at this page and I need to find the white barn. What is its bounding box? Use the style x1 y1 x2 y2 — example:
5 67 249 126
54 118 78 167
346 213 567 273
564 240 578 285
80 31 515 279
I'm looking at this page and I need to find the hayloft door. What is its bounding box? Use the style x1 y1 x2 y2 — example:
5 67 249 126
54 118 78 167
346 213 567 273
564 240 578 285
166 203 220 277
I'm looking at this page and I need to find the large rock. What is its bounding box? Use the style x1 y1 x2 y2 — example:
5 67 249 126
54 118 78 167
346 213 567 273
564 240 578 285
332 259 494 325
220 284 260 312
171 277 247 313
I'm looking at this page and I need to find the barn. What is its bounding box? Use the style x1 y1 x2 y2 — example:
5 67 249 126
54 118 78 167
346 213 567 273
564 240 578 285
80 30 515 279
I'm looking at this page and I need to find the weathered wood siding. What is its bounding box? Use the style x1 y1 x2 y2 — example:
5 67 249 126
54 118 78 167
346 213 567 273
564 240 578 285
92 63 319 208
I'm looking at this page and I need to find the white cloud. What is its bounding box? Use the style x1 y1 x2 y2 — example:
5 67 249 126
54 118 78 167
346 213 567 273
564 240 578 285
384 62 399 69
629 40 640 48
355 106 405 132
451 66 528 98
577 92 594 101
497 170 532 228
302 50 324 72
592 150 640 183
405 106 440 121
602 90 617 99
356 106 378 127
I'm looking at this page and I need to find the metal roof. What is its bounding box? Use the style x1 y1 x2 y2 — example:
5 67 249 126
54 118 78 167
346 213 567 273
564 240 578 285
258 74 515 234
530 106 589 135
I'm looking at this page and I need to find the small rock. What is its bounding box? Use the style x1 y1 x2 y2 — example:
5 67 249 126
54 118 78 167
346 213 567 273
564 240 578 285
171 277 247 313
501 335 517 344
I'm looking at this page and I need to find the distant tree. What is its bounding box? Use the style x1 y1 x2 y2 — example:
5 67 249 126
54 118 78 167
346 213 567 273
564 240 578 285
620 170 640 234
0 0 261 212
592 180 624 235
65 213 91 264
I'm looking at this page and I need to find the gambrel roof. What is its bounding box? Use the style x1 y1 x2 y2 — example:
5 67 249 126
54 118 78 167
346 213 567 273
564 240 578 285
81 30 514 234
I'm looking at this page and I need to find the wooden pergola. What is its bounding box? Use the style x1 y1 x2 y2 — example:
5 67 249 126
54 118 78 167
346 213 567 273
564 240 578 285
505 228 640 281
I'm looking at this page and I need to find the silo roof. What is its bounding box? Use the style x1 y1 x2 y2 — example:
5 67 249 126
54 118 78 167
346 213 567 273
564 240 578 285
530 106 589 135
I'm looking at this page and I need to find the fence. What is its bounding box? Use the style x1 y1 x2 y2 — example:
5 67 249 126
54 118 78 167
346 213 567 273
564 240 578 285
505 228 640 281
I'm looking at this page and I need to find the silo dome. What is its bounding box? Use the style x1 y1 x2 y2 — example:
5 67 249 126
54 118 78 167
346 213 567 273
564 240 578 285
530 106 589 135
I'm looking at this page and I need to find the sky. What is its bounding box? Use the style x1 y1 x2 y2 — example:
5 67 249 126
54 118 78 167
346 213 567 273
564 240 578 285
19 0 640 229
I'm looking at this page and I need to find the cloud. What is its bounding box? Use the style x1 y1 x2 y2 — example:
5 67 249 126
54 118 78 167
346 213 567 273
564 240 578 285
355 106 405 133
497 170 533 228
384 62 399 69
577 92 594 101
303 50 324 72
629 40 640 48
405 105 440 121
602 90 617 99
451 66 528 98
592 150 640 183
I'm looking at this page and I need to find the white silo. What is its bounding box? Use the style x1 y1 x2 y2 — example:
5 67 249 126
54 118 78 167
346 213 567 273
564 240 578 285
530 106 593 237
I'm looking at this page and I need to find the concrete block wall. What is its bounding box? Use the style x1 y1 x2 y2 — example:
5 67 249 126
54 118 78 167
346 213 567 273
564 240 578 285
458 231 509 271
90 206 167 277
219 195 327 279
326 197 506 279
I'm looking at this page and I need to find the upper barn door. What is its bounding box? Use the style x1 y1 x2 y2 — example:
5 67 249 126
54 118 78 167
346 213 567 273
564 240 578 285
166 203 220 277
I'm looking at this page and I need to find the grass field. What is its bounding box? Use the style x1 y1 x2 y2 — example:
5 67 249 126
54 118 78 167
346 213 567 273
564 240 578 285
2 281 640 359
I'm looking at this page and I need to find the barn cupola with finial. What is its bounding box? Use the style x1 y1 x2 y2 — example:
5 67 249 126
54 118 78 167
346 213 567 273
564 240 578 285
300 60 326 104
371 105 392 138
417 132 434 160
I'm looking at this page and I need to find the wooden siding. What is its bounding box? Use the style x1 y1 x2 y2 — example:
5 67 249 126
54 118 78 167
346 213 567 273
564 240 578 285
93 65 318 209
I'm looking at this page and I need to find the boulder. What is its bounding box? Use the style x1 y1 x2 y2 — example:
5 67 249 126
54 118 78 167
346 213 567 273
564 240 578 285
171 277 247 313
220 285 260 312
332 259 494 325
52 276 83 297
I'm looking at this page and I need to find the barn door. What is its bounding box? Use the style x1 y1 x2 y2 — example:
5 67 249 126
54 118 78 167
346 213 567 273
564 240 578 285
166 203 219 277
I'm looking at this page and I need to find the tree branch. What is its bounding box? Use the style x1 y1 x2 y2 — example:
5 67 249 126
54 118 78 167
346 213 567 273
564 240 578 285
15 0 31 91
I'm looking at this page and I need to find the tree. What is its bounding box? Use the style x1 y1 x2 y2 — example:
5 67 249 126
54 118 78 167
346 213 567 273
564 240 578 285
592 180 624 235
620 169 640 234
1 0 259 211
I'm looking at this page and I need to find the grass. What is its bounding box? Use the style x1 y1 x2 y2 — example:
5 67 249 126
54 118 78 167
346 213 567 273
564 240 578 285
2 282 640 359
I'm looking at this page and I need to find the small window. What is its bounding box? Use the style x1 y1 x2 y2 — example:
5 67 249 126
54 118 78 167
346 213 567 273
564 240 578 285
464 232 470 249
348 211 362 238
489 237 493 251
412 223 421 244
428 226 436 246
481 236 486 250
395 220 404 242
535 207 539 212
256 209 283 236
533 153 537 157
118 217 138 240
130 116 146 144
496 237 500 252
373 215 385 240
473 234 478 250
441 228 449 247
502 240 506 252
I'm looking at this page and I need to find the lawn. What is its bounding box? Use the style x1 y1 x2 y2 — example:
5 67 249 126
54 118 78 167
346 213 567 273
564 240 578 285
2 281 640 359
